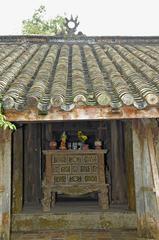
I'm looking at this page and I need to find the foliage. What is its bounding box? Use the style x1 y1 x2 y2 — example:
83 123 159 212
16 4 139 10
22 5 66 35
0 101 16 130
77 130 88 143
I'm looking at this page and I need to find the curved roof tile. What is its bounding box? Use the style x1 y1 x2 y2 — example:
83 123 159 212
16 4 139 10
0 36 159 112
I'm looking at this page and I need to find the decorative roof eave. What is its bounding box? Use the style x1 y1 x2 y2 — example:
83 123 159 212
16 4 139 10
5 106 159 122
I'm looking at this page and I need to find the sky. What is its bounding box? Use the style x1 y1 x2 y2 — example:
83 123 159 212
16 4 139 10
0 0 159 36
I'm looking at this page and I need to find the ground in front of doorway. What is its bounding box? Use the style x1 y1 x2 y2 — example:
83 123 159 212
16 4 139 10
11 229 153 240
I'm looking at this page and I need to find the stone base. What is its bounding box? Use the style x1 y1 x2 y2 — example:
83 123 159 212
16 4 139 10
11 229 140 240
12 208 137 232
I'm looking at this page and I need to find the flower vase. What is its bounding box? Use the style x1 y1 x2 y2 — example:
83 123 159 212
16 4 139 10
82 144 89 150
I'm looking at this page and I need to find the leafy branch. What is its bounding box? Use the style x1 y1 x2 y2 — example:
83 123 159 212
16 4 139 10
22 5 66 35
0 101 16 130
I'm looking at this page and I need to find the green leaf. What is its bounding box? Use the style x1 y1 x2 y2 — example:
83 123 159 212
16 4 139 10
0 105 16 131
22 5 66 35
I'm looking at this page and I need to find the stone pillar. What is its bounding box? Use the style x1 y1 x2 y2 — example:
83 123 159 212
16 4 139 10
132 119 159 239
0 129 11 240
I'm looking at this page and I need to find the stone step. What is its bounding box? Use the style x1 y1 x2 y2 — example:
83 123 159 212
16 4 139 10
12 210 137 232
11 229 142 240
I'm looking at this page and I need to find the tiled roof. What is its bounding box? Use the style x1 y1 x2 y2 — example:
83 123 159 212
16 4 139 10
1 36 159 112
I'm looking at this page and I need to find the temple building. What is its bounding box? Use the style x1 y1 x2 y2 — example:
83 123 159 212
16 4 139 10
0 18 159 239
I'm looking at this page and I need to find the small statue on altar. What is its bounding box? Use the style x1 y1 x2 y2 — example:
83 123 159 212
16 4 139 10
60 131 67 150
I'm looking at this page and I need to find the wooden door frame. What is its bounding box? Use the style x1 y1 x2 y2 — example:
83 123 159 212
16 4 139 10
0 129 11 240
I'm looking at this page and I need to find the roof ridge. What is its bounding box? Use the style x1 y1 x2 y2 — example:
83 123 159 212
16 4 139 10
1 35 159 44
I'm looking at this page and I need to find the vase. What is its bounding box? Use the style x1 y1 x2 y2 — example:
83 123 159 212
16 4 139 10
82 144 89 150
78 142 83 150
95 140 102 149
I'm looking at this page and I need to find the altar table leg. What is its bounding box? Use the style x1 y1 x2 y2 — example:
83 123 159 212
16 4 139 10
51 192 56 208
41 177 52 212
98 186 109 209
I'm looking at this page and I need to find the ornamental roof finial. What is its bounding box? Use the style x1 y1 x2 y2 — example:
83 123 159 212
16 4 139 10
65 15 80 36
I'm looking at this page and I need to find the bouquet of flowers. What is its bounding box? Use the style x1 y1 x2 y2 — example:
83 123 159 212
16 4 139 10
77 130 88 143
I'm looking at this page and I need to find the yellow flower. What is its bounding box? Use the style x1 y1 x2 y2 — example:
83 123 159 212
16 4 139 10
77 130 88 142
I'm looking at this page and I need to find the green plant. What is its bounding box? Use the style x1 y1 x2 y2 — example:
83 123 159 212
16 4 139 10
22 5 66 35
77 130 88 143
0 102 16 130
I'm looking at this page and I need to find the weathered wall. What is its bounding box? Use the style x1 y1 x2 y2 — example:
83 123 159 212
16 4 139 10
132 119 159 239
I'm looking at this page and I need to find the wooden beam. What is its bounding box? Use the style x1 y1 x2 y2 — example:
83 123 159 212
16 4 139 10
24 124 42 205
132 119 159 239
0 129 11 240
124 121 136 210
4 106 159 122
110 120 127 204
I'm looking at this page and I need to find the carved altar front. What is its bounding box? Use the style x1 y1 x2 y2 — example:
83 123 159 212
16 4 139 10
42 150 108 211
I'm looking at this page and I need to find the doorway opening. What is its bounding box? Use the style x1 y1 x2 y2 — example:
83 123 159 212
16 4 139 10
11 120 134 215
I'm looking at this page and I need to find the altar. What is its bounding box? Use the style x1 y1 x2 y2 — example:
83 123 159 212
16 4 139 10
42 150 109 211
